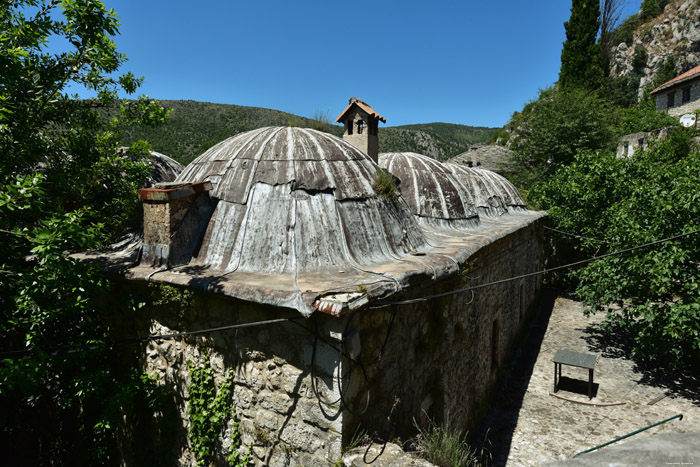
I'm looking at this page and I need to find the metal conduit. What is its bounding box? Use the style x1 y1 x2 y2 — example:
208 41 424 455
572 413 684 458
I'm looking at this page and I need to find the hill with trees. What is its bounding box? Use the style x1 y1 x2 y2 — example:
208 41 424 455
121 100 497 164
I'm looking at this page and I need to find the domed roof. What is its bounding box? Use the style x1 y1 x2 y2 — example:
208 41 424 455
379 152 479 229
176 127 427 276
445 163 525 216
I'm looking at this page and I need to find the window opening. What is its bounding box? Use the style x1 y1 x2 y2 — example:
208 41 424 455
667 92 675 108
683 86 691 103
357 119 364 134
491 319 499 370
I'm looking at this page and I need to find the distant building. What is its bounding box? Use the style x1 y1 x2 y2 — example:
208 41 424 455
650 64 700 117
448 143 515 174
616 128 672 158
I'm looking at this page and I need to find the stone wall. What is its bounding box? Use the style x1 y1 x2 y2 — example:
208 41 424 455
341 217 544 440
114 217 543 466
114 289 346 466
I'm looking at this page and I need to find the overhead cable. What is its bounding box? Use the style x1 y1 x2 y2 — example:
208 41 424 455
369 227 700 309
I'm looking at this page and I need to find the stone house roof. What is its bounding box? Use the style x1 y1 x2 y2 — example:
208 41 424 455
78 127 543 317
448 143 515 173
335 97 386 123
650 64 700 95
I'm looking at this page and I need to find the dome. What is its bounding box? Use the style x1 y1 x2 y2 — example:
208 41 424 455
147 151 184 186
175 127 427 275
445 163 525 216
378 152 480 229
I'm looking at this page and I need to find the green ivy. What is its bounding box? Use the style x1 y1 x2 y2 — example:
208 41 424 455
187 357 250 466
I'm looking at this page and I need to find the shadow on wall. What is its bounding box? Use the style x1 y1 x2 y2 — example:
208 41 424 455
472 289 557 463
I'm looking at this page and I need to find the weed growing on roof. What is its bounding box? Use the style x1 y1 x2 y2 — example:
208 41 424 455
373 168 398 201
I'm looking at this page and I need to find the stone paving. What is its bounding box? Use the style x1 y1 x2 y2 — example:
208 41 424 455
477 290 700 466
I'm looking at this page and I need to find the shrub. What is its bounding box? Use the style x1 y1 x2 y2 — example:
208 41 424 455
373 168 399 200
414 417 489 467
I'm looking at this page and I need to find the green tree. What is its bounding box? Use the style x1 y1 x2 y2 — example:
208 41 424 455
530 129 700 368
509 87 613 187
0 1 170 463
559 0 606 91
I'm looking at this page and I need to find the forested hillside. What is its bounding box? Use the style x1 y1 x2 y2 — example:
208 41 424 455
122 100 497 164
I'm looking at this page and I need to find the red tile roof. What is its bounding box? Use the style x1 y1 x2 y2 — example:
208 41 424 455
650 64 700 95
335 97 386 123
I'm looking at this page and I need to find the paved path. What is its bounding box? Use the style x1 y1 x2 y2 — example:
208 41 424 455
476 290 700 466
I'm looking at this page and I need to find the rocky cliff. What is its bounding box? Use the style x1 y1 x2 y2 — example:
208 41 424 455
610 0 700 96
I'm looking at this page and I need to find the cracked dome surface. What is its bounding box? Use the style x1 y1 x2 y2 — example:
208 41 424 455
176 127 427 274
379 151 481 229
445 163 525 215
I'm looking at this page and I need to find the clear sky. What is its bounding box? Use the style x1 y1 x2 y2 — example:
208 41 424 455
99 0 642 128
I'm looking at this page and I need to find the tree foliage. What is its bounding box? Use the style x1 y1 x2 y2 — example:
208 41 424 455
0 0 170 463
559 0 606 91
530 129 700 368
509 87 613 186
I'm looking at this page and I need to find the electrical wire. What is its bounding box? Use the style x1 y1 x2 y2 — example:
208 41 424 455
369 228 700 309
3 228 698 359
0 317 302 359
544 225 608 244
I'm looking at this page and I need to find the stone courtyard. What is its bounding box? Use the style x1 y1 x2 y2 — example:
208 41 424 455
477 290 700 466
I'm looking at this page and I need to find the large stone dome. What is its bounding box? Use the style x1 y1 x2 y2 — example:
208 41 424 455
176 127 427 275
378 152 480 229
445 163 525 216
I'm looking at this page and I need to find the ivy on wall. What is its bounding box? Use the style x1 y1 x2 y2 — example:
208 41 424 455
187 356 251 466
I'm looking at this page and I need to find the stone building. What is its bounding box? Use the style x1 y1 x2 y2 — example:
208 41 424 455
81 103 545 466
651 64 700 118
448 143 515 174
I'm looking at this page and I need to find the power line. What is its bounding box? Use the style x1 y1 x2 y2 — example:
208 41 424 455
544 225 607 244
0 317 302 359
3 228 699 358
369 228 700 309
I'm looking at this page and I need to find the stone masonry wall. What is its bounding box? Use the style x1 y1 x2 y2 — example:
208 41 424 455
341 218 544 441
115 217 543 466
118 290 347 467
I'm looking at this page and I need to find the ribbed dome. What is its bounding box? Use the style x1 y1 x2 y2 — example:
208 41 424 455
379 152 480 229
445 163 525 216
175 127 427 274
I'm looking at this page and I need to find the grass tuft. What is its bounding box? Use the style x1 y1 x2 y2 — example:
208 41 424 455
414 417 490 467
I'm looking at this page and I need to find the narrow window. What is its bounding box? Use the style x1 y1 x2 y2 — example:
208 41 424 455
347 120 353 135
683 86 691 103
357 119 364 134
519 283 524 322
638 138 645 148
491 319 499 370
667 92 675 108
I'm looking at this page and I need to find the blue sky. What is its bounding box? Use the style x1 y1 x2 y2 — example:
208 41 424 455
100 0 642 128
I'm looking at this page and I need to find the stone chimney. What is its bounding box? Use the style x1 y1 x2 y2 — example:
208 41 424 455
137 181 213 267
335 97 386 163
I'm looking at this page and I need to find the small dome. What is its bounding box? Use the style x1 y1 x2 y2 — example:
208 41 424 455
379 152 479 229
445 163 525 216
148 151 184 186
176 127 427 275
